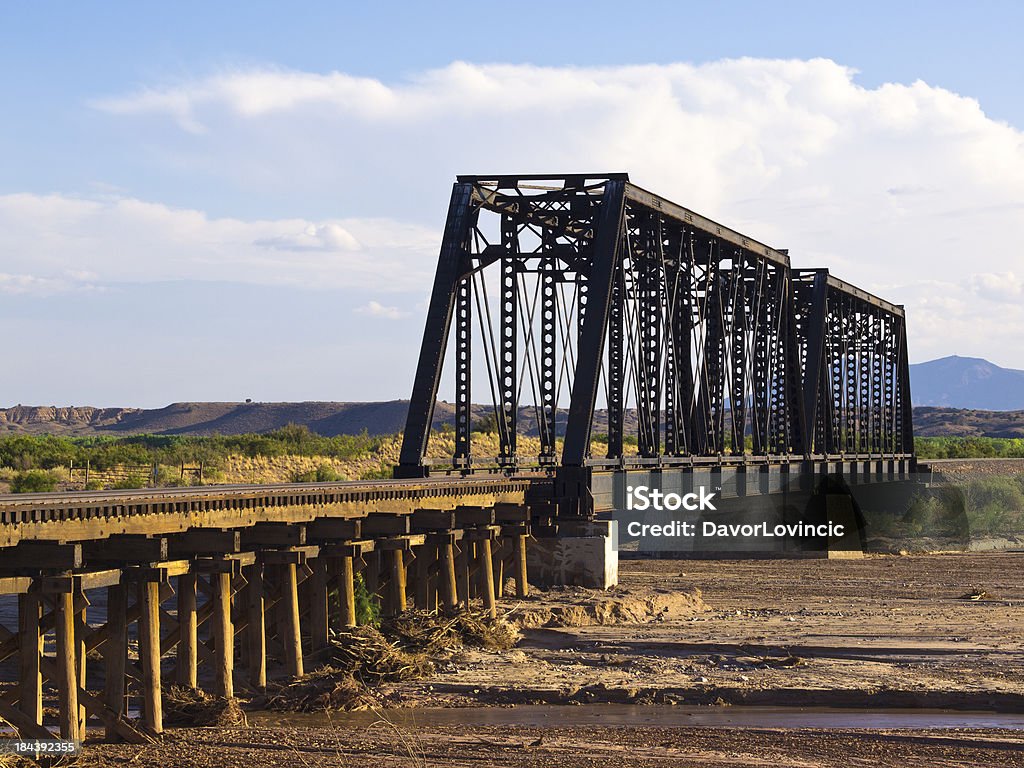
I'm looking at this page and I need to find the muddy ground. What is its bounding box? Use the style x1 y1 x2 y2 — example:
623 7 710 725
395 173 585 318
79 552 1024 766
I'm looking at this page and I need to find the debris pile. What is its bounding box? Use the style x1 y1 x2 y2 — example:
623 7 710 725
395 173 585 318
265 610 519 712
163 685 247 727
382 609 520 653
324 625 434 684
266 669 375 712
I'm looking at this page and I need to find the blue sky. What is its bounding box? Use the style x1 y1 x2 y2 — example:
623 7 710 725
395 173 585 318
2 2 1023 406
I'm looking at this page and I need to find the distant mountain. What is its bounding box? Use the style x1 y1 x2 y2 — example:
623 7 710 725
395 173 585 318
3 355 1024 439
910 356 1024 410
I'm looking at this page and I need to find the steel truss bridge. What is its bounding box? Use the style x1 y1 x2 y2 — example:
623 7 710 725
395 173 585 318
397 173 914 514
0 173 915 742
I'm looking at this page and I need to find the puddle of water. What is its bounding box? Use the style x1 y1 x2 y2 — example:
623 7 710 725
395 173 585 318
250 703 1024 731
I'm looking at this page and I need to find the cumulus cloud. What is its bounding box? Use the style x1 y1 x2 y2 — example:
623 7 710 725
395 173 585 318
354 301 408 320
970 271 1024 303
22 57 1024 366
0 193 437 293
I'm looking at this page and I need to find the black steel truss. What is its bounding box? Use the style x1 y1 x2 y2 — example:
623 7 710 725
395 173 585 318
397 174 914 477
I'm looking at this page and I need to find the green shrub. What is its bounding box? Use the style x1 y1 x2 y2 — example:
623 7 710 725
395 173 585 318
471 412 499 434
111 475 147 490
290 463 345 483
359 463 393 481
10 470 58 493
353 573 380 627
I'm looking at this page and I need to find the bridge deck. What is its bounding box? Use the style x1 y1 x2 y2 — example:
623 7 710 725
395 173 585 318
0 476 535 546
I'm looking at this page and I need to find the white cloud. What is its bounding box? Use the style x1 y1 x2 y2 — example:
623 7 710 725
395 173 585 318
970 271 1024 303
354 301 408 320
19 57 1024 367
0 193 438 293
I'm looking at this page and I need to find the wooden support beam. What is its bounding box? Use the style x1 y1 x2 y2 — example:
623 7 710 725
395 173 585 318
377 534 427 551
476 538 497 619
361 513 411 537
175 573 198 688
43 656 153 746
310 557 329 653
364 550 381 602
0 576 32 595
246 563 266 689
103 582 128 741
212 571 234 698
84 535 168 564
55 588 80 741
192 554 255 573
2 542 82 571
494 503 530 523
456 505 496 526
281 563 304 678
513 533 529 598
493 545 504 600
241 522 306 548
0 697 53 740
411 509 457 531
122 560 190 582
76 685 153 745
167 528 241 557
74 579 88 735
260 545 319 565
138 580 163 734
414 545 433 610
386 549 407 616
307 518 361 541
18 588 42 726
455 542 472 608
339 554 356 627
439 538 459 610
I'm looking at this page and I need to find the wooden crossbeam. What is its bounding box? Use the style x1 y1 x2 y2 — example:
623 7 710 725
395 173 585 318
167 528 241 557
411 509 457 531
307 518 361 541
455 506 496 526
84 535 169 563
242 523 306 548
494 503 530 523
361 513 410 536
0 576 32 595
377 535 427 551
0 542 83 571
465 525 501 541
38 657 151 744
0 696 54 740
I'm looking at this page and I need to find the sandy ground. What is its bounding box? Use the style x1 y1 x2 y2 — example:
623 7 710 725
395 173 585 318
78 552 1024 766
376 553 1024 710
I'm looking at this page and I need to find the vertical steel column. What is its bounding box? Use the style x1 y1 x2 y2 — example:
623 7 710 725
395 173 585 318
729 254 748 455
638 214 662 457
539 252 558 460
896 317 915 454
398 183 476 476
562 180 627 466
498 216 519 466
454 275 472 466
606 257 625 458
799 272 829 456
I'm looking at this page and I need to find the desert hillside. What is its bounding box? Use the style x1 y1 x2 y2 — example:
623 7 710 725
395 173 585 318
2 401 1024 439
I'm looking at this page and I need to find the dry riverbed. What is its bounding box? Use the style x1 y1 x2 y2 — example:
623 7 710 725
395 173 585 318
79 552 1024 766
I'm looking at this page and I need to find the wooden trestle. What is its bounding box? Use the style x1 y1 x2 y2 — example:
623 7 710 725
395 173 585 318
0 491 533 742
